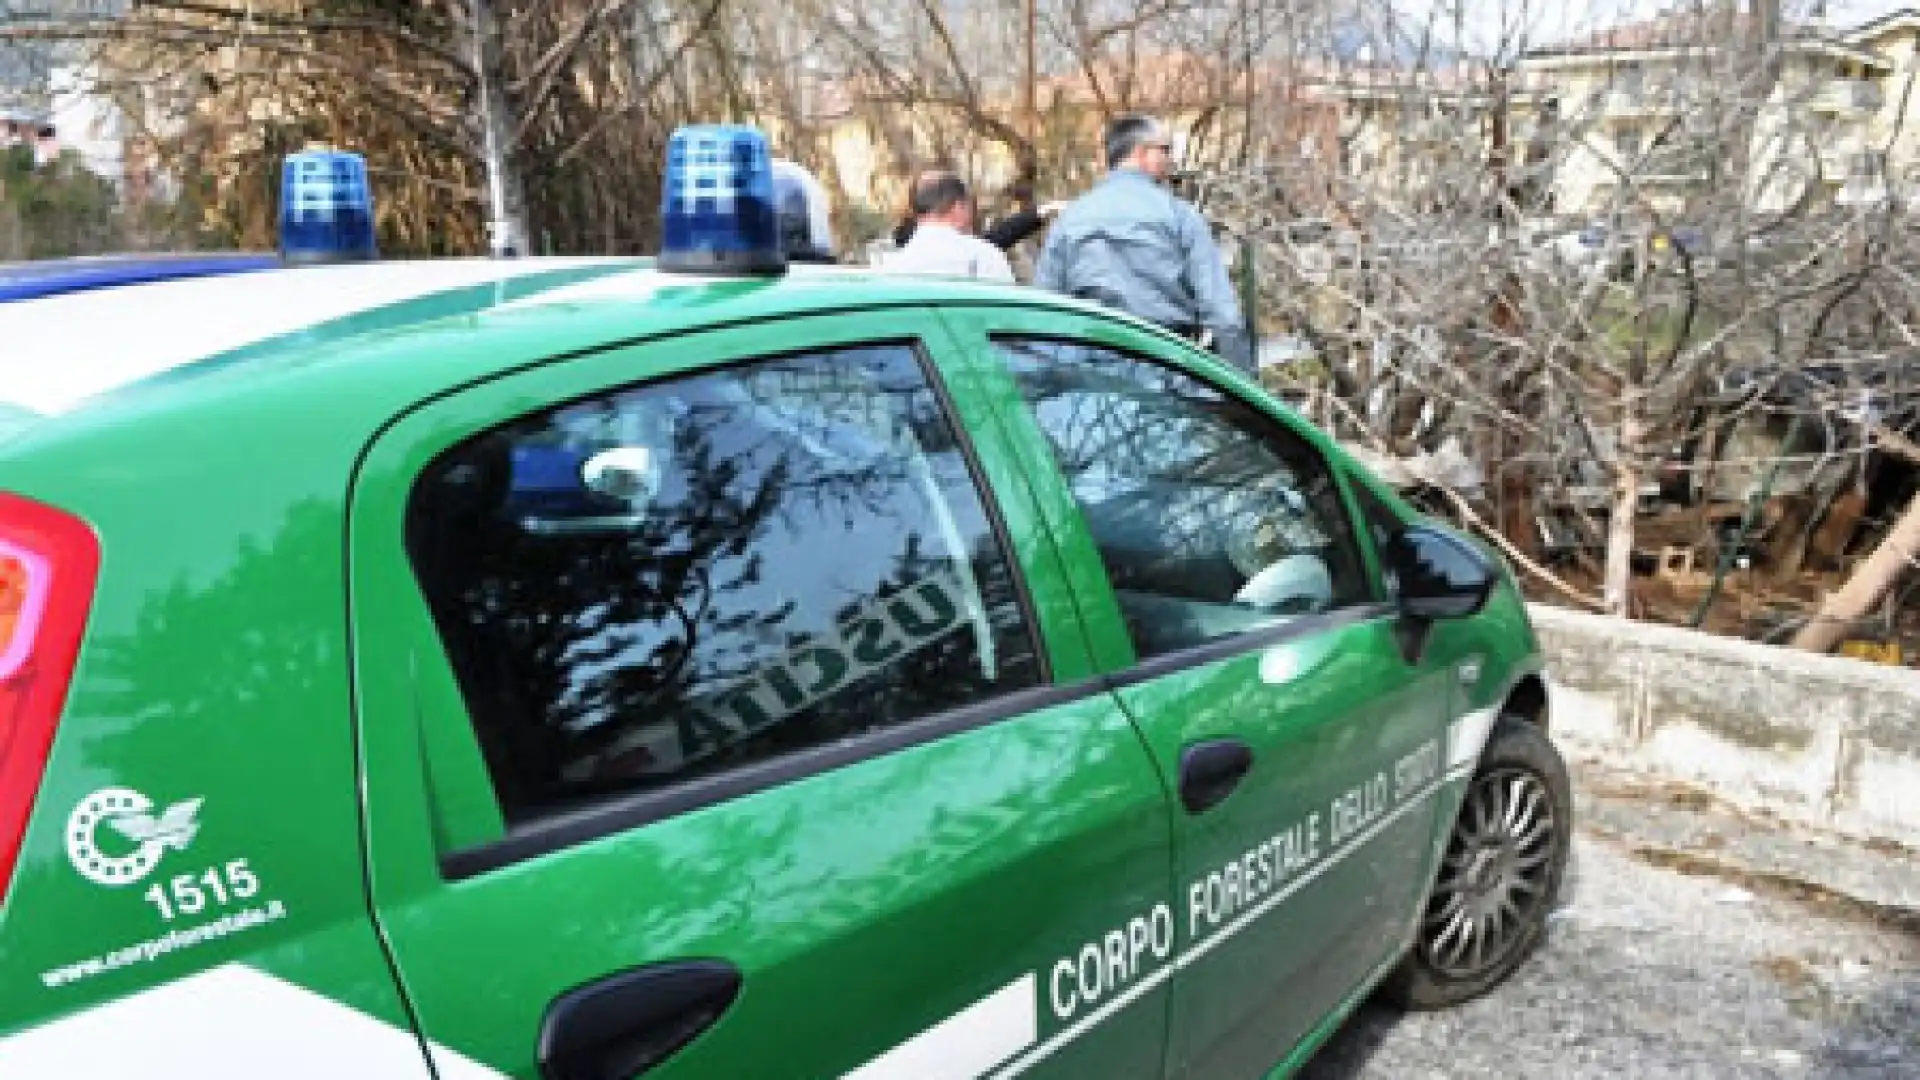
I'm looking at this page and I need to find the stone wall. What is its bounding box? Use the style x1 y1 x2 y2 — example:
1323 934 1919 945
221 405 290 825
1528 604 1920 849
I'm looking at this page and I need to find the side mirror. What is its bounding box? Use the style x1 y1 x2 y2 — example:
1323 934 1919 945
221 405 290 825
1385 524 1498 621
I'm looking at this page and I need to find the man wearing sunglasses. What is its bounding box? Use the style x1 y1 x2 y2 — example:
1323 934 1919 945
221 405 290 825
1035 115 1253 373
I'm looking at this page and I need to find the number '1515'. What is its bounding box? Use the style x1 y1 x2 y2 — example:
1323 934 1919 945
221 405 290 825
143 860 261 921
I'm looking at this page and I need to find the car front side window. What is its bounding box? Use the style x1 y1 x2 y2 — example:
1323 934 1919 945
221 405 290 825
994 336 1370 660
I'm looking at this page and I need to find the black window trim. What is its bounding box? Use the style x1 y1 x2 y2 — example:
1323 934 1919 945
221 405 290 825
439 601 1398 879
439 676 1107 879
423 333 1055 879
1343 468 1414 602
985 330 1382 662
1103 602 1397 691
912 334 1053 688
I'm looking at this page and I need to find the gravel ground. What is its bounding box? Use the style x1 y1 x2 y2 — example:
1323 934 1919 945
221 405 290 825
1299 832 1920 1079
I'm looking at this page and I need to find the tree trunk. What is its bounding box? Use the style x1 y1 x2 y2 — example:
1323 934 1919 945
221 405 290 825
1603 410 1645 616
1789 489 1920 654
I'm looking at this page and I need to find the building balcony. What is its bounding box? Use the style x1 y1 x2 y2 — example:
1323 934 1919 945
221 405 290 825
1639 169 1712 185
1401 115 1479 145
1835 180 1892 207
1604 87 1682 119
1811 79 1884 115
1819 144 1884 182
1638 155 1714 185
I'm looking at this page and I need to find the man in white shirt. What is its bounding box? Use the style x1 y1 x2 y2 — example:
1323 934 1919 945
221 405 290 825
883 173 1016 283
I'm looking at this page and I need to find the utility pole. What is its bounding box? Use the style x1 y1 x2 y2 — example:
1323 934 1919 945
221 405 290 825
1022 0 1037 184
1755 0 1778 48
1487 64 1539 563
468 0 526 257
1747 0 1783 120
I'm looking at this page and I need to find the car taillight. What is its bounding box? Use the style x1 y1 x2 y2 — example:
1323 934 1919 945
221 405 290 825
0 492 99 903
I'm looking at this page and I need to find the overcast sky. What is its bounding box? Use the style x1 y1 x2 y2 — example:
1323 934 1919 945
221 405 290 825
1392 0 1920 56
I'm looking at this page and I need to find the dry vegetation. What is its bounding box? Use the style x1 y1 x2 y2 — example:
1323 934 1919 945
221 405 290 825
9 0 1920 659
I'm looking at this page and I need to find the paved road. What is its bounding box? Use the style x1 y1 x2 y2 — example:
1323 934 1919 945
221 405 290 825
1300 832 1920 1078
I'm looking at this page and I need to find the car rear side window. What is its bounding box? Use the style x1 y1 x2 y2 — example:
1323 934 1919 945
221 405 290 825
993 336 1370 660
404 344 1041 825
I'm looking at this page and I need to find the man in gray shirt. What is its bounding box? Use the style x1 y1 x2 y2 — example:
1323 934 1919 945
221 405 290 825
1035 115 1254 372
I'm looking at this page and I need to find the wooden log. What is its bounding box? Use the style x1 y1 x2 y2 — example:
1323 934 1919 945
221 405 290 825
1807 489 1868 571
1764 494 1815 577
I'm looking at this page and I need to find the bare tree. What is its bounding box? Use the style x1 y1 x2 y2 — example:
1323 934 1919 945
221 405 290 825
17 0 1920 654
1 0 735 255
1191 0 1920 642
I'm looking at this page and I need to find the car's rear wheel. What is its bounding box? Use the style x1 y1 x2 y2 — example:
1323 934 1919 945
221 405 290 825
1381 716 1571 1010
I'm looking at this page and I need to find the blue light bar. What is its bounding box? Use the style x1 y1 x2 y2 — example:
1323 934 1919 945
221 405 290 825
0 253 279 303
279 149 378 264
659 125 785 275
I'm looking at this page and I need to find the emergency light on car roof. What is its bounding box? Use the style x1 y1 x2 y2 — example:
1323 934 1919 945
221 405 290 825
278 148 379 264
659 124 786 276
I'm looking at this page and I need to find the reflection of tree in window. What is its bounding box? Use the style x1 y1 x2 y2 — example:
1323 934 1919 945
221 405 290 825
993 337 1368 659
406 345 1039 823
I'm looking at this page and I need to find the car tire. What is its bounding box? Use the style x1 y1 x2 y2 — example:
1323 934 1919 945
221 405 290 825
1380 715 1572 1011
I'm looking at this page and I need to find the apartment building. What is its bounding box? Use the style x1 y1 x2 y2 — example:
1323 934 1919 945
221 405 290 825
795 51 1327 234
1517 9 1920 217
1303 63 1554 213
1843 9 1920 205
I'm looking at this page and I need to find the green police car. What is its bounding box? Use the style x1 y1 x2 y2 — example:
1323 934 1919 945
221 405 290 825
0 134 1568 1080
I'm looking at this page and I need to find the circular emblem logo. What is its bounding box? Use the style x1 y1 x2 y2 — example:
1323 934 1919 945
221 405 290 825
65 788 204 888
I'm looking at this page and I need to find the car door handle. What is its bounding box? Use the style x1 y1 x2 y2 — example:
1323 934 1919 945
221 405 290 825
1179 738 1255 814
537 959 743 1080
